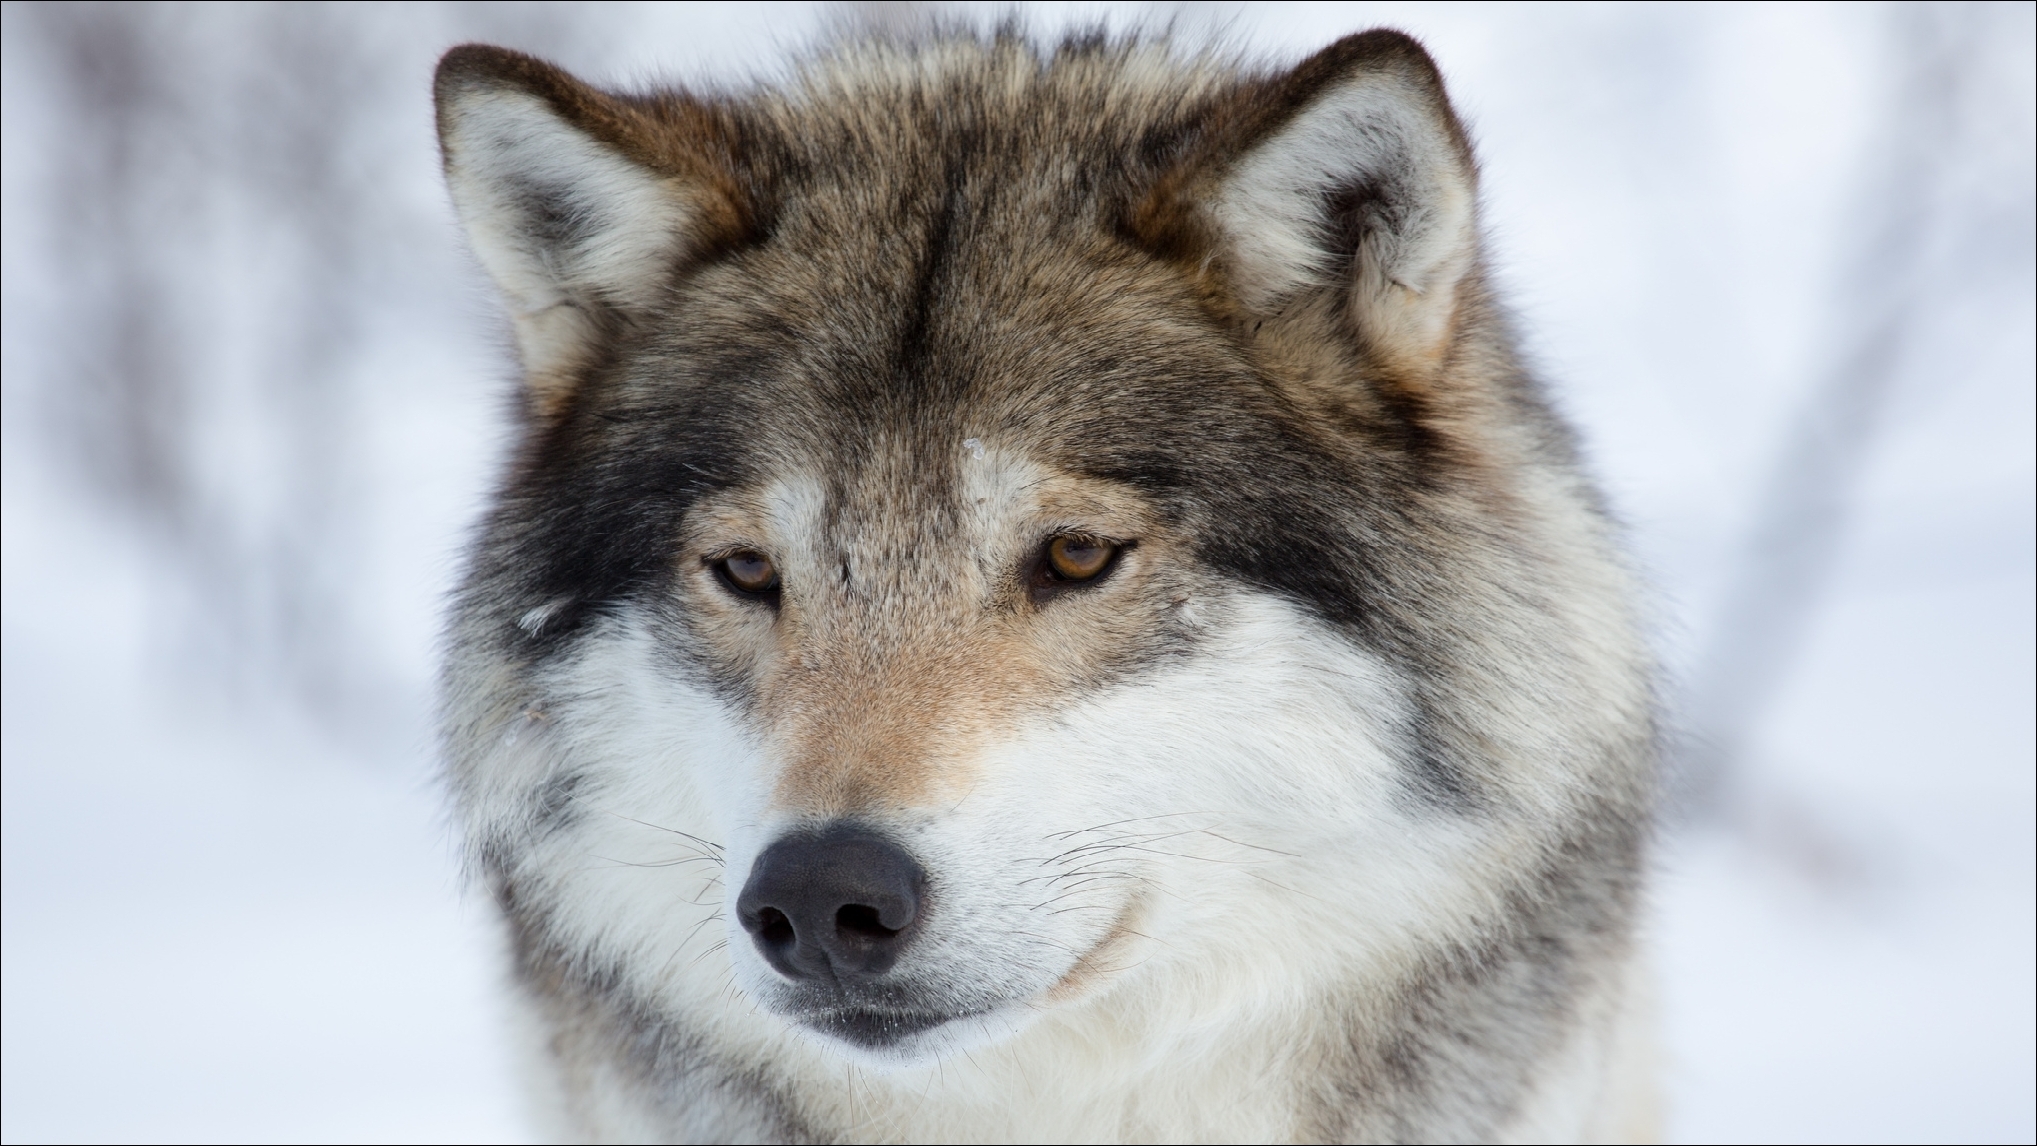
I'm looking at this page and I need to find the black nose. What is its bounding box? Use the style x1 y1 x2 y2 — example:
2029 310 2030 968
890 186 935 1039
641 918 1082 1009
736 823 925 982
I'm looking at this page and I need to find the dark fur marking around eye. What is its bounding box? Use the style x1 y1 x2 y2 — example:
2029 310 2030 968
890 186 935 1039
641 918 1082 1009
490 350 765 649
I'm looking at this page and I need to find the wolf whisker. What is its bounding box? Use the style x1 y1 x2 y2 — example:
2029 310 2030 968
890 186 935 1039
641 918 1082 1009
1043 903 1126 917
651 920 725 981
677 910 727 950
580 804 727 861
1191 828 1302 858
1044 812 1221 841
593 854 725 870
684 937 731 971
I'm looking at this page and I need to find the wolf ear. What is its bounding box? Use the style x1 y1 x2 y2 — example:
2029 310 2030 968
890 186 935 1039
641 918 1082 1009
435 46 747 415
1194 31 1478 374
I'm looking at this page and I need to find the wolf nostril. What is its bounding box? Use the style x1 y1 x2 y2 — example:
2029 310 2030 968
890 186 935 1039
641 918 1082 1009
835 903 899 940
736 823 925 982
756 906 796 947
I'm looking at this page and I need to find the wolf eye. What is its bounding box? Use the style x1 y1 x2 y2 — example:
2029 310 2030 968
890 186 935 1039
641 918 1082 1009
1028 536 1123 607
1046 536 1115 581
713 551 780 598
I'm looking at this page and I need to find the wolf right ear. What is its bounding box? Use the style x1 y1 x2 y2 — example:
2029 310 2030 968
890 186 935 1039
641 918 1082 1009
1144 31 1479 378
435 46 748 416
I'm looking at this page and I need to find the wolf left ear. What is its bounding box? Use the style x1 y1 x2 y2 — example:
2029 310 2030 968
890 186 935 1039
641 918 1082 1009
435 46 749 416
1166 31 1479 375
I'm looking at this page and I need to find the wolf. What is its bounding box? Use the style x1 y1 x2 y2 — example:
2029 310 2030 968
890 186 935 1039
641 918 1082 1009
434 22 1657 1144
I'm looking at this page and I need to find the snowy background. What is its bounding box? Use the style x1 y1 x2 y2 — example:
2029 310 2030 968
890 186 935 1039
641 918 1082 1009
3 3 2031 1142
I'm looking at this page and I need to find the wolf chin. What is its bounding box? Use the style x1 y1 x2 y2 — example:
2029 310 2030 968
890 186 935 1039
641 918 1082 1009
434 23 1658 1144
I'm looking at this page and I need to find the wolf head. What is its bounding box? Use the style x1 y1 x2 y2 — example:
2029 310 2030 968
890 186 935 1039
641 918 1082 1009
435 29 1650 1076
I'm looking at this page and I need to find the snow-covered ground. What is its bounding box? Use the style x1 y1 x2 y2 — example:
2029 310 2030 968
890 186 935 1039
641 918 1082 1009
4 4 2031 1142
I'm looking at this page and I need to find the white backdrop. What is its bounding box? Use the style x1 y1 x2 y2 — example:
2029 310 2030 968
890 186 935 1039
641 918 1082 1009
3 3 2031 1142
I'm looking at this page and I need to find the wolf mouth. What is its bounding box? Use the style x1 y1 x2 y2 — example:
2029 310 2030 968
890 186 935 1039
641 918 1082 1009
806 1006 987 1049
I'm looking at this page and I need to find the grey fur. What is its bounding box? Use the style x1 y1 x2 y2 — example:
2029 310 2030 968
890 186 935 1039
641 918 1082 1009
435 24 1657 1145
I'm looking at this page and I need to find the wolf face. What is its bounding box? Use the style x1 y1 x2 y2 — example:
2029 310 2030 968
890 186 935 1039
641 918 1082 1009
437 27 1654 1141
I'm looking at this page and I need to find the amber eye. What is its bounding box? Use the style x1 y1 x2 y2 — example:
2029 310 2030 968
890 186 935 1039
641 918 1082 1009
715 551 779 597
1044 535 1117 583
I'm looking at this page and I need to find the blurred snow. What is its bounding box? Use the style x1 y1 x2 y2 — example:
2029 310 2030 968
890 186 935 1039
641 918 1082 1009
2 3 2030 1143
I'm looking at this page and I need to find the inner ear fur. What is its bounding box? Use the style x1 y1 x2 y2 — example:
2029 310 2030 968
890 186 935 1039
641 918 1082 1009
1137 31 1478 379
434 45 752 418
